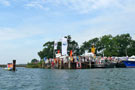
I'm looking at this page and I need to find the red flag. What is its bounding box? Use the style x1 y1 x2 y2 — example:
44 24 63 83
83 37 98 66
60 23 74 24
70 50 72 57
58 50 60 54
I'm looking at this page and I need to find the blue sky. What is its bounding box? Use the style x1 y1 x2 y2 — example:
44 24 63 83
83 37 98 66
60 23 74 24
0 0 135 64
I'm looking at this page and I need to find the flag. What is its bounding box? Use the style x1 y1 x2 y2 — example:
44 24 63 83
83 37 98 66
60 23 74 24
62 37 68 56
44 57 47 61
58 50 60 54
70 50 72 57
54 40 57 50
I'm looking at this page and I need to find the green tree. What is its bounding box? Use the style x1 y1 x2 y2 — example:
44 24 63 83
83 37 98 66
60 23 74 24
38 41 54 59
38 35 79 59
113 33 132 56
66 35 80 56
80 37 100 55
31 58 39 63
38 33 135 58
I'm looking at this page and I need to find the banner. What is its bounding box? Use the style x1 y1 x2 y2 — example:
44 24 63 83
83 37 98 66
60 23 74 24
54 40 57 50
62 37 68 56
44 57 47 61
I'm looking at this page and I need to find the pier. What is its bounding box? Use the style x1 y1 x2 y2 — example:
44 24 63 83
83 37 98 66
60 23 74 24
29 56 126 69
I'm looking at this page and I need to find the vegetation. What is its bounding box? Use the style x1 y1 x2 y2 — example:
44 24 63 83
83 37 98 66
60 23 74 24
26 58 42 68
80 33 135 56
37 33 135 59
38 35 79 59
27 33 135 68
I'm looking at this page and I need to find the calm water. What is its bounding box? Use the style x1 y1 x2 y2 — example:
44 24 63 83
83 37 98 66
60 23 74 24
0 67 135 90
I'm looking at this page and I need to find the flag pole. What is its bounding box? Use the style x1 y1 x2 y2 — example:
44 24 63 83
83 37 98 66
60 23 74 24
53 41 55 59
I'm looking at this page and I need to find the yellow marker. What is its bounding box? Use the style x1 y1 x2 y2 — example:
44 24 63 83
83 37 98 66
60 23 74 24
91 45 96 54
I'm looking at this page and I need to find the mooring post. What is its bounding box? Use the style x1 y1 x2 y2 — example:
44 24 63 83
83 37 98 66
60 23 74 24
60 60 62 69
68 60 71 69
13 60 16 71
89 60 91 68
42 60 45 68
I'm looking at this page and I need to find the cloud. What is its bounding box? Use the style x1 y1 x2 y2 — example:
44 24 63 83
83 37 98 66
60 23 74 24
58 0 117 13
0 0 10 6
0 0 134 14
69 0 135 44
0 27 43 41
24 0 122 13
25 1 50 11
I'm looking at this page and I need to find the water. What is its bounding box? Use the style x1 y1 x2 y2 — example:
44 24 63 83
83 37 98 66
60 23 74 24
0 67 135 90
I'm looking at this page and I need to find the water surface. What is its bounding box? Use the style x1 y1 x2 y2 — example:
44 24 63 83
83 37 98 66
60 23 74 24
0 67 135 90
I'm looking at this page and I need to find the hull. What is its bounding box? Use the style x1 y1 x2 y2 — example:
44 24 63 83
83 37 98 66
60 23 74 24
3 68 13 71
105 63 117 68
94 64 105 68
123 61 135 68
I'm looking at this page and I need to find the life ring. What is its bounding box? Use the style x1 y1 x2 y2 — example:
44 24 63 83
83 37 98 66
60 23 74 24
76 62 82 69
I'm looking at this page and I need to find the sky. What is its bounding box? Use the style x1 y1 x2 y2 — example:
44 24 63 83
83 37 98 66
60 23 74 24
0 0 135 64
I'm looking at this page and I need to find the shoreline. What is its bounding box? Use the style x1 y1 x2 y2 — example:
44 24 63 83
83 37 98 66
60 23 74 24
0 64 27 67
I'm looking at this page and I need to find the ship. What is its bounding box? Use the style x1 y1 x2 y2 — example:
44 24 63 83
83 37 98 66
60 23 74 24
4 63 13 71
122 55 135 68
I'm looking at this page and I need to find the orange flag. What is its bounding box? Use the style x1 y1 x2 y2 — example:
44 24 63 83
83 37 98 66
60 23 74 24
70 50 72 57
58 50 60 54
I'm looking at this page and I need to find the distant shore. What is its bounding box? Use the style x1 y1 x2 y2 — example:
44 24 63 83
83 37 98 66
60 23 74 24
0 64 26 67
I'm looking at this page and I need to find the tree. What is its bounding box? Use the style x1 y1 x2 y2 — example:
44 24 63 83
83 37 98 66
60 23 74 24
113 33 132 56
80 37 100 55
31 59 39 63
38 33 135 59
100 35 113 56
38 35 80 59
66 35 80 56
38 41 54 59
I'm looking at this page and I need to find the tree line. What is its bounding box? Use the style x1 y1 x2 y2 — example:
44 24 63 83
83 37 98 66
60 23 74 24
38 33 135 59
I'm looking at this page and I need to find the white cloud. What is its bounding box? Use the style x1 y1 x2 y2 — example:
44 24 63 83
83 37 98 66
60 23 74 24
60 0 117 13
0 0 134 14
24 0 122 13
25 1 50 11
70 0 135 44
0 27 43 41
0 0 10 6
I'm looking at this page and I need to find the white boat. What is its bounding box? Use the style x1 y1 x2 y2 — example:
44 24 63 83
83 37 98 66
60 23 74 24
128 55 135 61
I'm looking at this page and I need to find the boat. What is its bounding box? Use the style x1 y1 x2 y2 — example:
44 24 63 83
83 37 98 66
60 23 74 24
4 67 13 71
94 58 105 68
3 63 13 71
122 55 135 68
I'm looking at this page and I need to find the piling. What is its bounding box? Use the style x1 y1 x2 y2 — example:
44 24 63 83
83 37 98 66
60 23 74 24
68 61 71 69
89 60 91 68
42 61 45 68
13 60 16 71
